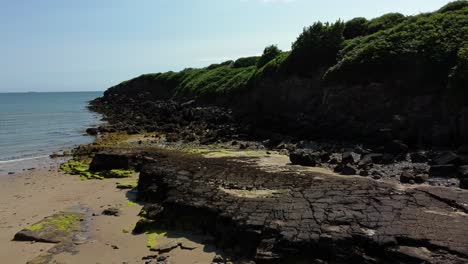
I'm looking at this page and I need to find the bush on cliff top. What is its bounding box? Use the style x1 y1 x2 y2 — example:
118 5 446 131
325 5 468 87
103 1 467 99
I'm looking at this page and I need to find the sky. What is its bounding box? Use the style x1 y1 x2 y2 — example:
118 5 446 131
0 0 454 92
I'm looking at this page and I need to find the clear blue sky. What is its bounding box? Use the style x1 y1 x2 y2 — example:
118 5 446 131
0 0 453 92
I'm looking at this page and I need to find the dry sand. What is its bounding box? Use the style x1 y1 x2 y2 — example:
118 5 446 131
0 167 218 264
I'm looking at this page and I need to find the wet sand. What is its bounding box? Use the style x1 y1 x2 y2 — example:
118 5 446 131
0 167 217 264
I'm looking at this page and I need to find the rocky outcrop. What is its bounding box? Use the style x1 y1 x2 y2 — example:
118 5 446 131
135 149 468 263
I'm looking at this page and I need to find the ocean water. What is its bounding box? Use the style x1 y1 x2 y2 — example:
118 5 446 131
0 92 102 167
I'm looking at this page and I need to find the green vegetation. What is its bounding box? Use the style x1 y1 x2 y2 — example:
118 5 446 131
257 45 282 67
284 21 345 76
325 4 468 86
146 230 167 249
343 17 369 39
106 1 467 110
26 213 82 232
60 159 134 180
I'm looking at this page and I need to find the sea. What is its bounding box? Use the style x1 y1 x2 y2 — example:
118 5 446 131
0 92 103 175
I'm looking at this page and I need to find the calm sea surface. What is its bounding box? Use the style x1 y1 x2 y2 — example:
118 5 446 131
0 92 102 165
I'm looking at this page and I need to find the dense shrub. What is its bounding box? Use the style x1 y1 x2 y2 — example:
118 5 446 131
325 6 468 86
285 21 345 76
233 56 260 68
343 17 369 39
367 13 406 34
257 45 282 67
438 0 468 13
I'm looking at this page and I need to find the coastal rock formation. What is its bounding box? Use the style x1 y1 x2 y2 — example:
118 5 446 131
135 149 468 263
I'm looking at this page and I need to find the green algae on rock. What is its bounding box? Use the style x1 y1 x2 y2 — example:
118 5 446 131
14 212 85 243
60 159 135 180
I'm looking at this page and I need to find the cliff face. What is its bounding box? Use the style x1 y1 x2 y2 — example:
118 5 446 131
92 72 468 147
91 1 468 147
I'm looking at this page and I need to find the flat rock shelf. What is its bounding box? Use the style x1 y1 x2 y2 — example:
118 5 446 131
134 148 468 264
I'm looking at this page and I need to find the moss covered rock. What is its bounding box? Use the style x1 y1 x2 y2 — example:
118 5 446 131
14 212 85 243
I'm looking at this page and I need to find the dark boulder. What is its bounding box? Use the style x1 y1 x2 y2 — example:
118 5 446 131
342 152 359 164
429 165 457 178
89 151 136 171
382 153 396 164
86 127 98 136
289 150 320 167
384 140 408 154
410 152 428 163
341 165 357 175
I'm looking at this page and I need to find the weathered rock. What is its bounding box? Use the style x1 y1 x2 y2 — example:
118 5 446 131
139 204 164 220
102 207 120 216
342 151 359 164
289 150 320 167
429 165 457 178
410 152 428 163
136 151 468 263
89 151 135 171
151 240 180 253
433 152 460 166
85 127 98 136
14 212 85 243
458 166 468 179
341 165 357 175
400 172 428 184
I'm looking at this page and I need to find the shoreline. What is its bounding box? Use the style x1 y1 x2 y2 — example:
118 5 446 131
0 164 219 264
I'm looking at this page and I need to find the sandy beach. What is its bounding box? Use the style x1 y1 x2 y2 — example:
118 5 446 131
0 167 218 264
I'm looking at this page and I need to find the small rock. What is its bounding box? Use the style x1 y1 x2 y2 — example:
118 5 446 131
8 172 15 175
102 207 120 216
111 245 119 249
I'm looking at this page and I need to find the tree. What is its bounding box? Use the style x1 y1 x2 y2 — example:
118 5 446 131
438 0 468 13
343 17 368 39
257 45 282 67
286 21 345 75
